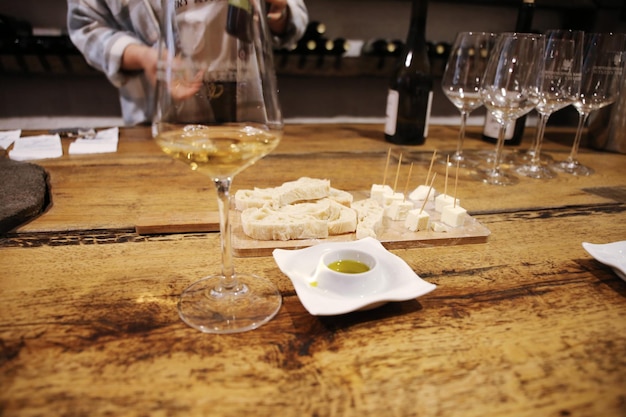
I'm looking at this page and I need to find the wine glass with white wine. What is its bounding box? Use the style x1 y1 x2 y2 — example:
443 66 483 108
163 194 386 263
152 0 283 333
551 32 626 176
440 31 496 167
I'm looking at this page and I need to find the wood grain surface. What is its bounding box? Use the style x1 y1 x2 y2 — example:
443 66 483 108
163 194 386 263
1 124 625 417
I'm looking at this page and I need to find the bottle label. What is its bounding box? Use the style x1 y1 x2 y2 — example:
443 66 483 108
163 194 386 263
483 112 515 140
384 89 399 136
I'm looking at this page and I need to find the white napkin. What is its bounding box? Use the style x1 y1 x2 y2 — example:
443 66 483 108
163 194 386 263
9 134 63 161
0 129 21 150
68 127 119 155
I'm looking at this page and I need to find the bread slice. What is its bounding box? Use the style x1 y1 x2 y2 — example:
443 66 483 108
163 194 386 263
241 205 329 241
274 177 330 206
240 198 356 241
234 177 331 211
234 187 275 210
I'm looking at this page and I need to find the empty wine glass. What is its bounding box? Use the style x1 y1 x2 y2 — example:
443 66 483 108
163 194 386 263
516 29 583 179
551 32 626 176
477 32 545 186
440 31 496 167
152 0 283 333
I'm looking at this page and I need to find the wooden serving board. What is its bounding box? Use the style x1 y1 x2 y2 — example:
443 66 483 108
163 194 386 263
232 194 491 257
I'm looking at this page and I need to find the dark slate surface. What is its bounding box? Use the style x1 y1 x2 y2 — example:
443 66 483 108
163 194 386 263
0 156 49 234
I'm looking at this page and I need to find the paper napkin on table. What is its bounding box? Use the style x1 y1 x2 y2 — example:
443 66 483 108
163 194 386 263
0 129 21 150
68 127 119 155
9 134 63 161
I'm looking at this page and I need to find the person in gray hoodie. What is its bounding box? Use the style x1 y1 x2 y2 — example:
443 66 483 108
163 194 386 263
67 0 308 125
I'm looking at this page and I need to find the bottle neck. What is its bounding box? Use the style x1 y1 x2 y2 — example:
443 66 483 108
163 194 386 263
406 0 428 44
515 0 535 32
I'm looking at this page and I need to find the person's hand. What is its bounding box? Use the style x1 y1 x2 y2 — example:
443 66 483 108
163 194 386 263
265 0 289 35
122 43 159 84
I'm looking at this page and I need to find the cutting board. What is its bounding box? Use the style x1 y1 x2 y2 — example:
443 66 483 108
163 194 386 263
231 196 490 257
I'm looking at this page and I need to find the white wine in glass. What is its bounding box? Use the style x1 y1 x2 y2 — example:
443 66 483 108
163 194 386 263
477 32 545 186
551 32 626 176
153 0 283 334
440 31 496 167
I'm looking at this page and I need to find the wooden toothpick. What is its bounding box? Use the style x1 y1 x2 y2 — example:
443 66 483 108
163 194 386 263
403 162 414 198
444 155 450 196
382 147 391 186
420 173 437 214
393 153 403 192
453 159 460 208
425 149 437 185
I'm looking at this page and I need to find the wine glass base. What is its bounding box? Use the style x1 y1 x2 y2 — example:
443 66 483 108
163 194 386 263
474 168 519 186
178 274 282 334
436 151 479 168
551 161 594 176
515 163 557 179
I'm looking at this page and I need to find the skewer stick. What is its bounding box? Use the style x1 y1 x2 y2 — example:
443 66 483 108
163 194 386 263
419 173 437 214
382 148 391 186
403 162 414 198
425 149 437 185
393 153 403 192
444 155 450 196
453 159 460 208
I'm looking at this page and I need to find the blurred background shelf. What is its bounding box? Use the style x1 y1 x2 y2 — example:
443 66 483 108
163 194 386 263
0 0 624 126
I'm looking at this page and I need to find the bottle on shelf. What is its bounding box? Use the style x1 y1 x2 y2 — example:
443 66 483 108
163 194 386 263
384 0 433 145
482 0 535 146
302 21 326 41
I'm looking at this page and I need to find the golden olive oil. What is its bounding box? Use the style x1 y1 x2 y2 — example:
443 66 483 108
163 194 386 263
327 260 370 274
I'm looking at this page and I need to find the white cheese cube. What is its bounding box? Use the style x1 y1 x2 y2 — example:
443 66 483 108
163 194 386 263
405 209 430 232
441 205 467 227
435 193 460 213
409 184 436 202
386 200 413 221
370 184 393 204
382 192 404 207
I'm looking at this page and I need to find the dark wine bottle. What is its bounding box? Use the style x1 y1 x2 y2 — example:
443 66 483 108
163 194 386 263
482 0 535 146
302 21 326 41
362 39 395 56
226 0 253 43
384 0 433 145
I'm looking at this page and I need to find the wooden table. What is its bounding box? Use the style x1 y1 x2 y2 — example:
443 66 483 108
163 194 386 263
1 124 625 417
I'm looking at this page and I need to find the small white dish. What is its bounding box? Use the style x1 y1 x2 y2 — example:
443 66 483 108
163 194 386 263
314 248 384 296
582 240 626 282
273 237 436 315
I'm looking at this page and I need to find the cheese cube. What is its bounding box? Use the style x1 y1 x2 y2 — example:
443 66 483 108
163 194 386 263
435 193 460 213
370 184 393 204
405 209 430 232
441 205 467 227
386 200 413 221
409 184 436 202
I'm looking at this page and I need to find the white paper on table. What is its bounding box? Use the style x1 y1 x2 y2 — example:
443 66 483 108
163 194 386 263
0 129 21 150
68 127 119 155
9 134 63 161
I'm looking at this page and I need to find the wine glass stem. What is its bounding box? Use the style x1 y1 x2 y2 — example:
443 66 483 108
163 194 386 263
214 177 237 291
531 112 549 165
568 111 590 163
491 120 508 174
455 110 469 157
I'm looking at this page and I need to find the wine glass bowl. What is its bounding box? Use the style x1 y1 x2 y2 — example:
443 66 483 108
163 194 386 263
441 31 496 167
477 32 545 185
551 32 626 176
152 0 283 333
516 30 583 179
